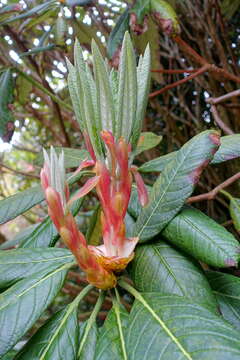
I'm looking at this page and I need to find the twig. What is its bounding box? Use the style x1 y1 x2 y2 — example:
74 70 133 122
173 35 240 84
210 105 234 135
0 163 40 179
207 89 240 105
149 64 210 98
151 68 199 74
187 172 240 203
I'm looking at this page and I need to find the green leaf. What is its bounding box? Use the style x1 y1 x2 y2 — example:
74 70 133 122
116 32 137 142
163 206 240 267
139 151 176 173
130 0 150 23
35 147 90 168
212 134 240 164
150 0 180 34
0 69 14 142
19 44 56 57
135 132 162 156
0 171 86 225
78 322 98 360
131 44 151 148
1 350 17 360
0 248 73 288
19 216 58 248
95 302 129 360
86 205 102 246
15 286 93 360
0 1 57 25
20 197 84 248
229 197 240 232
133 130 220 241
0 262 72 357
120 284 240 360
129 240 217 311
92 40 116 134
107 9 130 58
140 134 240 173
0 186 44 225
207 271 240 330
0 224 38 250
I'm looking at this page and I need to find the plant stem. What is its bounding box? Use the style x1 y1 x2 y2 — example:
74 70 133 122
112 288 127 360
78 290 105 357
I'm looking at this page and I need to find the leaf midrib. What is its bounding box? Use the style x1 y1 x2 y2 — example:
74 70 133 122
0 254 73 265
136 139 197 238
0 262 73 311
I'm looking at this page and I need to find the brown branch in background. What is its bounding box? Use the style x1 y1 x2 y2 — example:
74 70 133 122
149 64 210 98
151 68 199 74
0 163 40 179
173 35 240 84
210 105 234 135
207 89 240 105
187 172 240 203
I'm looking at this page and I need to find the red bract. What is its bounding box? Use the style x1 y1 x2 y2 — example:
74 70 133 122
41 132 149 288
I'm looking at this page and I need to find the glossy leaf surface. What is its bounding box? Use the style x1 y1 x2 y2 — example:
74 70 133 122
163 206 240 267
129 240 217 311
134 130 220 241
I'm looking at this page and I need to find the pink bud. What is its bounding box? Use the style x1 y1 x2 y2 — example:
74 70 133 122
67 175 100 207
131 166 149 207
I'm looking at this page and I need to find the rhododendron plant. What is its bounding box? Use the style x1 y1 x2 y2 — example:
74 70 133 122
41 32 150 289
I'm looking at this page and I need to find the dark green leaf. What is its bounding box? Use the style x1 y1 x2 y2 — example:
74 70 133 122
211 134 240 164
20 44 56 57
0 262 72 357
163 206 240 267
0 248 73 288
129 240 217 311
229 197 240 232
86 205 102 246
140 135 240 173
125 291 240 359
0 2 57 25
0 186 43 225
1 350 17 360
134 130 220 241
15 294 81 360
35 147 90 168
135 132 162 156
207 271 240 330
78 322 98 360
95 304 129 360
0 69 14 142
107 9 130 58
0 224 38 250
139 151 176 173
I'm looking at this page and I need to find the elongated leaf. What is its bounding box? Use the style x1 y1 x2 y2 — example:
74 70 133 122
211 134 240 164
0 186 43 225
0 224 38 250
116 32 137 142
129 240 217 311
135 132 162 156
139 151 176 173
134 130 220 241
0 248 73 288
0 171 86 225
229 197 240 232
131 44 151 148
0 69 14 142
163 206 240 267
20 44 56 57
92 40 115 133
78 322 98 360
0 1 57 25
0 263 72 357
95 304 129 360
140 134 240 173
86 205 102 246
35 147 89 168
125 291 240 359
107 9 130 58
207 271 240 330
15 294 81 360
